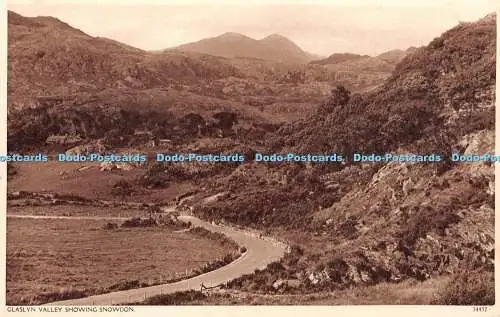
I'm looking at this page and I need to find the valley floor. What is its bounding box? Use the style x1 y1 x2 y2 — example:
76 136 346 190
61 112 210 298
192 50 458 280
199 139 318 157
7 161 195 204
6 216 232 305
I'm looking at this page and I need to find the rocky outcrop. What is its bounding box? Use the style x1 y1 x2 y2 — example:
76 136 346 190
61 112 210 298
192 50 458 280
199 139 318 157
66 139 107 155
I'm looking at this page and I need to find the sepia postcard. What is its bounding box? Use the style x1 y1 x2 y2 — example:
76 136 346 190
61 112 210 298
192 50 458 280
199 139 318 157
0 0 498 316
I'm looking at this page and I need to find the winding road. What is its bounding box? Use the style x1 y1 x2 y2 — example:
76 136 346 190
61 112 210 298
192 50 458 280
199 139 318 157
7 211 288 306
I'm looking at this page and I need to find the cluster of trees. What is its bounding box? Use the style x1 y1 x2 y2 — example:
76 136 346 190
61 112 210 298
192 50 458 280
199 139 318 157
177 111 239 138
278 70 306 84
8 99 243 150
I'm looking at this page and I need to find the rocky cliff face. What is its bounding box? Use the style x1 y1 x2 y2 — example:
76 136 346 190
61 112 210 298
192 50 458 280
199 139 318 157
310 129 494 286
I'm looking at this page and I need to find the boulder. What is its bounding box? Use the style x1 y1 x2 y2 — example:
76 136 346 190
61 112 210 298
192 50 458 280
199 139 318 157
99 161 116 171
272 279 285 290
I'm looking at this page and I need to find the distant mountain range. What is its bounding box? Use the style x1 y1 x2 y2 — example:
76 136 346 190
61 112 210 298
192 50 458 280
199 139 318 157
169 31 419 68
7 8 424 112
375 47 417 64
309 48 418 67
309 53 371 65
169 32 321 64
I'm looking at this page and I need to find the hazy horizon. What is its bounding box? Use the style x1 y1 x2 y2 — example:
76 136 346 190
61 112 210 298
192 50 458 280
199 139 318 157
7 1 498 56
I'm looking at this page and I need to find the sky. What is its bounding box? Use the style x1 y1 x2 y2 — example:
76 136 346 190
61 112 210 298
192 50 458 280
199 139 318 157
7 0 498 56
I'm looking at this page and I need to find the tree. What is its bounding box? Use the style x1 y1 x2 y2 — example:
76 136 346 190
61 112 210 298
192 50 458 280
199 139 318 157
213 111 238 129
103 128 123 146
179 113 206 136
317 85 351 115
330 85 351 106
212 111 238 137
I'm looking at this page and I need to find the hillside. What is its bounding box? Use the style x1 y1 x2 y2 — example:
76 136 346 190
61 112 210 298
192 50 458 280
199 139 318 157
313 47 417 73
6 8 496 305
7 11 324 150
375 47 417 64
7 10 392 135
270 15 495 155
305 48 419 93
7 11 243 108
171 32 314 64
10 10 382 152
309 53 370 65
186 13 495 303
311 48 417 66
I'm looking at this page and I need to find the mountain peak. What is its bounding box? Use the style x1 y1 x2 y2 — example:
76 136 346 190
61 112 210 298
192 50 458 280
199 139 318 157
8 10 41 27
8 10 87 36
261 33 288 41
258 33 306 59
172 31 313 63
260 33 296 46
217 32 253 40
480 12 496 23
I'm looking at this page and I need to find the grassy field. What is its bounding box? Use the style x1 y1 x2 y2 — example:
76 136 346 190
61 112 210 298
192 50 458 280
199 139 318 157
7 205 145 218
6 217 232 305
7 161 196 203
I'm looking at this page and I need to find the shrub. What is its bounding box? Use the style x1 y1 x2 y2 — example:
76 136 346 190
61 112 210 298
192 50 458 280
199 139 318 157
137 290 206 305
433 269 494 305
139 175 169 189
102 222 118 230
24 288 89 305
111 180 135 197
121 217 157 228
401 205 461 245
108 280 144 291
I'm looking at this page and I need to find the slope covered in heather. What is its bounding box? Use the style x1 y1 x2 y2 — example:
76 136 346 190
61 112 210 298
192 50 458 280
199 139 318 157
270 14 495 155
188 13 496 304
8 10 243 107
